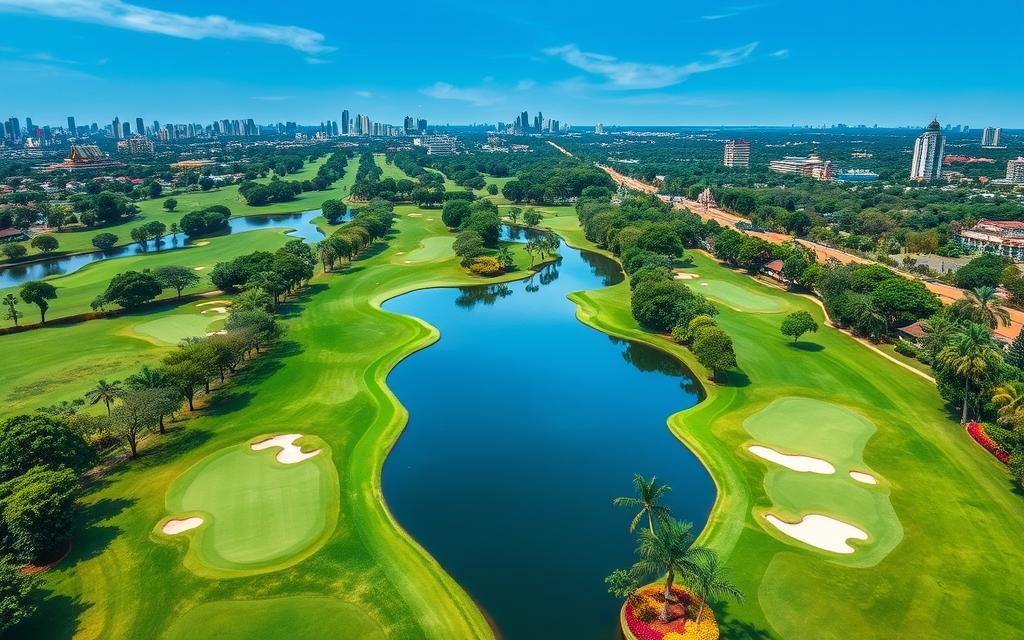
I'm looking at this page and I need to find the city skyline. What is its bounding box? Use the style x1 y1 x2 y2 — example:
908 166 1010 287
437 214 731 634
1 0 1023 127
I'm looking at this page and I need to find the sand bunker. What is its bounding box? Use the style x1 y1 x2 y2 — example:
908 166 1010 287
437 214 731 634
163 517 203 535
251 434 321 464
193 266 206 271
748 445 835 474
849 471 878 485
764 513 868 554
674 272 700 280
407 213 422 217
700 282 709 286
194 241 210 246
201 307 228 314
205 330 228 336
197 300 230 307
426 218 435 221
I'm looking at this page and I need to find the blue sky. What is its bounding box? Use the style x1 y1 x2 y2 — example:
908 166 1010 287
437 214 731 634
2 0 1022 128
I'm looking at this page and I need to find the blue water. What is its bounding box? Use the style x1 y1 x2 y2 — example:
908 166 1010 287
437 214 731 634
382 231 714 639
0 209 333 288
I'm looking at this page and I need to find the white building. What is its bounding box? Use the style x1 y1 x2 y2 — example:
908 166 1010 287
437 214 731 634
595 123 604 134
981 127 1003 147
957 219 1024 261
769 152 833 180
418 134 459 156
910 119 945 180
723 139 750 168
1007 157 1024 184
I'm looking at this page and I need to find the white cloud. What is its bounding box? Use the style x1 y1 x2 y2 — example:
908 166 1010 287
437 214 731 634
701 13 737 20
770 49 790 58
354 90 372 98
515 79 536 91
420 82 505 107
0 0 332 54
305 57 330 64
544 43 758 90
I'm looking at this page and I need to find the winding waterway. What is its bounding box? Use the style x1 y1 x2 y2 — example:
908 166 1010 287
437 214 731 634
382 229 715 639
0 209 330 288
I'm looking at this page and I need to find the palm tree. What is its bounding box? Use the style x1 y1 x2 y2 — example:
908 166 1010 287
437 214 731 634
953 286 1012 329
992 381 1024 426
921 313 961 361
687 551 744 624
84 379 124 416
125 365 170 391
613 474 673 534
2 293 21 327
937 323 1003 424
630 519 710 622
848 294 887 341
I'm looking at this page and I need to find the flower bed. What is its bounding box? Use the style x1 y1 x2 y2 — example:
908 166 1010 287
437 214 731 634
967 422 1010 464
621 585 720 640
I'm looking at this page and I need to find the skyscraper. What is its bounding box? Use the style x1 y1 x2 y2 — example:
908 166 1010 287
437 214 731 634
417 118 427 133
112 116 122 139
67 116 76 134
404 116 415 134
910 119 945 180
341 110 350 135
724 140 751 168
1006 158 1024 184
520 111 529 133
122 122 131 137
136 117 145 137
981 127 1002 147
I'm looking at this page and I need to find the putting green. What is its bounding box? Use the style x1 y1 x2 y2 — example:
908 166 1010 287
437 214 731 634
161 597 386 640
398 236 454 263
689 279 788 313
743 398 902 564
160 434 339 576
133 313 220 345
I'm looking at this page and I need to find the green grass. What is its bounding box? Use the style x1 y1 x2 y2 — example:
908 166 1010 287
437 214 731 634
0 230 291 321
132 305 226 345
162 597 386 640
161 434 339 576
686 277 789 313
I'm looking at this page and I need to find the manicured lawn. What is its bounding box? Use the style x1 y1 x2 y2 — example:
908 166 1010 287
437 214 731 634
162 434 339 575
685 277 789 313
162 597 386 640
132 306 226 345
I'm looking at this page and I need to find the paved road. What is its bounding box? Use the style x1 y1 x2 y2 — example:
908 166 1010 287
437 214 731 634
549 141 1022 340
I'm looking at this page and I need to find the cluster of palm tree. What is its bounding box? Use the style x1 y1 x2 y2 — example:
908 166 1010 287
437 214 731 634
606 474 743 625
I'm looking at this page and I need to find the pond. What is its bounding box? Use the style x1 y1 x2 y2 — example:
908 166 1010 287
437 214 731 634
0 209 332 288
382 228 715 639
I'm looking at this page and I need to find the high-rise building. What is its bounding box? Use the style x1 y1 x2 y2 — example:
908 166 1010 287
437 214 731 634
595 123 604 134
67 116 76 135
724 139 751 168
417 118 427 133
910 119 945 180
358 114 370 135
769 152 834 180
1007 157 1024 184
404 116 415 134
982 127 1003 147
520 111 529 133
534 112 543 132
25 117 33 134
153 120 160 133
112 116 122 139
341 110 350 135
136 117 145 137
122 122 131 137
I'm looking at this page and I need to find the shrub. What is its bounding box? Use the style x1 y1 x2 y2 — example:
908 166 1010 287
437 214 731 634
893 339 921 358
966 422 1010 464
2 243 27 260
634 601 658 624
1010 453 1024 491
468 256 504 276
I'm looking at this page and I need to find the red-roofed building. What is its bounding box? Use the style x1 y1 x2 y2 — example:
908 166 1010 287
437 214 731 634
0 227 29 243
957 219 1024 261
763 259 786 281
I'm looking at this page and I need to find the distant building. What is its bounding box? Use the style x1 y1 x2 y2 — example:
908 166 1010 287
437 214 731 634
835 169 880 183
910 119 945 180
66 116 76 135
341 110 350 135
117 136 155 156
981 127 1003 147
112 116 122 139
417 118 427 133
723 139 750 168
1007 157 1024 184
0 227 29 243
769 152 834 180
135 117 146 138
957 219 1024 261
43 145 122 172
419 134 459 156
595 123 604 134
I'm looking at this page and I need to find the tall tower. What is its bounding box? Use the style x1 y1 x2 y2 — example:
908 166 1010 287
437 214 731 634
910 119 945 180
67 116 76 134
136 117 145 137
112 116 122 139
724 140 750 168
341 110 350 135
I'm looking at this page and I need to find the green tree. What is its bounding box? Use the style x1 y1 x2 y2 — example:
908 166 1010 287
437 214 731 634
495 246 515 271
687 551 744 625
109 389 164 456
91 232 119 251
0 414 96 483
30 233 59 254
153 265 200 298
950 286 1011 329
1006 331 1024 370
101 270 164 307
781 252 810 286
937 323 1003 424
629 519 709 622
453 231 486 266
145 220 167 246
321 199 346 225
954 254 1009 290
0 465 78 562
692 326 737 381
84 378 123 416
0 557 36 634
522 209 543 227
125 366 178 432
2 292 22 326
870 277 941 328
636 223 683 257
613 474 673 534
19 280 57 323
163 197 178 211
992 381 1024 426
780 311 819 343
2 243 27 260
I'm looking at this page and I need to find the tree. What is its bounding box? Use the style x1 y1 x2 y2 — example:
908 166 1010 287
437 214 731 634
0 557 36 634
145 220 167 246
162 359 206 411
781 252 810 286
101 270 163 307
495 246 515 271
125 366 178 432
84 378 123 416
629 519 709 622
870 277 941 328
780 311 819 343
950 286 1011 329
613 474 673 534
321 199 346 224
0 465 79 562
692 326 737 381
163 198 178 211
1006 331 1024 370
636 223 683 257
687 551 744 625
0 414 96 483
736 236 775 273
441 199 472 228
153 265 200 298
109 389 164 456
507 207 521 224
992 381 1024 426
234 287 274 313
2 292 22 326
224 309 282 354
30 234 59 255
522 209 543 227
937 323 1003 424
2 243 27 260
453 231 486 266
91 232 119 251
955 254 1009 290
19 280 57 323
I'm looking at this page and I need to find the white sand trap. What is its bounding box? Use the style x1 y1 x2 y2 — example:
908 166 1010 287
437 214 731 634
162 517 203 535
674 272 700 280
194 241 210 246
396 251 406 255
426 218 435 221
849 471 878 485
700 282 709 286
764 513 868 554
251 433 321 464
196 300 230 307
205 330 228 336
408 213 422 217
193 266 205 271
201 307 228 314
404 260 413 264
748 445 835 474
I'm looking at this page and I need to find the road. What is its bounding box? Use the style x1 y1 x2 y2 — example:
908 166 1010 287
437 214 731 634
548 141 1022 340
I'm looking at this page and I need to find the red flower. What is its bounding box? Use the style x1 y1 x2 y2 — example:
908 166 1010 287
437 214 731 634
967 422 1010 465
